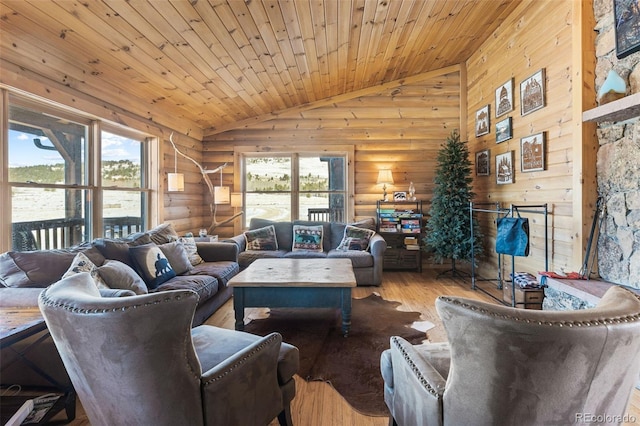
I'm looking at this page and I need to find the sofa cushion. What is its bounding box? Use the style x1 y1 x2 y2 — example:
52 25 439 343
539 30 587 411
93 234 151 267
238 250 287 269
62 252 109 289
178 236 204 266
0 246 105 288
249 218 293 251
336 225 376 252
154 274 219 307
327 249 374 268
97 259 148 295
284 251 327 259
189 261 240 286
129 244 176 290
244 225 279 251
292 224 323 252
159 241 192 275
293 220 332 252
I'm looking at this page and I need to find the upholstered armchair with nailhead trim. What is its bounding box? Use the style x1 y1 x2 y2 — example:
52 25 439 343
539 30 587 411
380 286 640 426
39 272 299 426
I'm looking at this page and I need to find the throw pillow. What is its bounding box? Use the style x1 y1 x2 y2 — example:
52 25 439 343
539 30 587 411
129 244 176 290
292 224 324 252
178 236 204 266
146 223 179 245
159 241 192 275
97 260 148 295
63 252 109 289
337 225 376 251
244 225 278 251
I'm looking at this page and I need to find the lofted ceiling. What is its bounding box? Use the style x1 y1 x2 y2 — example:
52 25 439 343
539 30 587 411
0 0 521 136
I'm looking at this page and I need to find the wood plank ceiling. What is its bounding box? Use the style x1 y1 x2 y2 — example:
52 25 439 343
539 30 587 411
0 0 521 136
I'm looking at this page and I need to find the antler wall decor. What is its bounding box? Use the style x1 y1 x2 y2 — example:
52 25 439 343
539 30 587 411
168 132 242 233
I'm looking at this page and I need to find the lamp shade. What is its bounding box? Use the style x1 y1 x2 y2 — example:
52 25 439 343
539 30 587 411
231 193 243 208
168 173 184 192
214 186 230 204
377 169 394 184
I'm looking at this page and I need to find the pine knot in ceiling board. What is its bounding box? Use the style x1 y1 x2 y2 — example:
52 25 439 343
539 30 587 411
0 0 522 134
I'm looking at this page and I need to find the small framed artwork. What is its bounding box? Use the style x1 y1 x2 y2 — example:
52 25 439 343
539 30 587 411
520 69 545 116
393 191 407 201
496 117 512 143
614 0 640 59
495 79 514 118
475 149 490 176
520 132 545 172
496 151 514 185
475 105 490 137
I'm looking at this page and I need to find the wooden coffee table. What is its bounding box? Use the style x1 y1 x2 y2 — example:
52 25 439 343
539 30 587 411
228 258 357 335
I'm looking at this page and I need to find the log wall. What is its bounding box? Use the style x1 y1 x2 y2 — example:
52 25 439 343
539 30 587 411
204 67 462 239
465 0 596 279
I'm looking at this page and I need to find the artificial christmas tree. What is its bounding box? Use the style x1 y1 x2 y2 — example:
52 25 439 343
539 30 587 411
424 130 482 276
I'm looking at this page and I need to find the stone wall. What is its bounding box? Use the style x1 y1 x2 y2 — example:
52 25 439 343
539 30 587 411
593 0 640 288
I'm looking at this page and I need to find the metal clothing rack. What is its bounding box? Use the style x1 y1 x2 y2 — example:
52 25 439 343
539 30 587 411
469 202 549 307
469 202 510 304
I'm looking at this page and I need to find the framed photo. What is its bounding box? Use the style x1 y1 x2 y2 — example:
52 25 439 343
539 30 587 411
475 149 490 176
496 151 514 184
475 105 490 137
393 191 407 201
614 0 640 59
520 132 545 172
520 69 545 116
496 117 512 143
495 79 514 118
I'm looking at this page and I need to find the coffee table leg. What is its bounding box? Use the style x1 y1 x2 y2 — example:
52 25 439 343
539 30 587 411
341 288 352 336
233 288 245 331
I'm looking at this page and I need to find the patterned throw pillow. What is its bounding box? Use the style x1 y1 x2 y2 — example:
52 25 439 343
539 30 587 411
63 252 109 289
129 244 176 290
337 225 376 251
158 241 192 275
244 225 278 251
292 224 323 252
178 236 204 266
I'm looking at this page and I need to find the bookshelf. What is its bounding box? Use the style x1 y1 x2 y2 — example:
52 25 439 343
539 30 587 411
376 200 423 272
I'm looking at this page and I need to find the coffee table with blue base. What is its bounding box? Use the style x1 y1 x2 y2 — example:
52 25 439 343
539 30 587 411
228 258 357 336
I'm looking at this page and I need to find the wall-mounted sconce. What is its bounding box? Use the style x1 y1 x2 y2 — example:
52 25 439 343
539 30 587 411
377 169 394 201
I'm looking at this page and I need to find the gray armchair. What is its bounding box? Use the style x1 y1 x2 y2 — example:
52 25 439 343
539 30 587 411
39 272 299 426
381 286 640 426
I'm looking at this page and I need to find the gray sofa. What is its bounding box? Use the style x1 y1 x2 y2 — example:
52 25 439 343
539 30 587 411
227 218 385 286
0 223 240 388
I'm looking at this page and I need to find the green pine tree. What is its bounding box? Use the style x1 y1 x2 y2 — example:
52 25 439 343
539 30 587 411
424 130 482 270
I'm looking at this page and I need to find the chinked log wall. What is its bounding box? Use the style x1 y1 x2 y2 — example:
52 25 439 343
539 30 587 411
203 66 462 240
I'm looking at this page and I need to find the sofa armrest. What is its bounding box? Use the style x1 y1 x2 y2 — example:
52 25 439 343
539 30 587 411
369 234 386 257
200 332 283 425
196 241 239 262
0 287 43 307
224 234 247 253
384 336 447 426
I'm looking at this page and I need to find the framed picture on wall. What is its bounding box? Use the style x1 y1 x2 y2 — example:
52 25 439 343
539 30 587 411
475 105 490 136
475 149 490 176
495 79 514 118
496 117 512 143
496 151 514 184
520 132 545 172
520 69 545 116
614 0 640 59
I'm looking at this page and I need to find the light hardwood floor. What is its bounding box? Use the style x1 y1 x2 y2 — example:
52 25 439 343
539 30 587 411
55 269 639 425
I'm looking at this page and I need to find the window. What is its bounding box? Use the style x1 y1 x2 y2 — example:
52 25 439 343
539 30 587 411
6 96 152 251
243 153 347 225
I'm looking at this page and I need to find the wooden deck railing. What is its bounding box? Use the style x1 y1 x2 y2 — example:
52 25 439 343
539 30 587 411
11 216 143 251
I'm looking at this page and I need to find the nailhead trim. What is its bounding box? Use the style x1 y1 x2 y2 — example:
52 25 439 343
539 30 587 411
391 336 440 397
39 290 189 314
439 295 640 326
